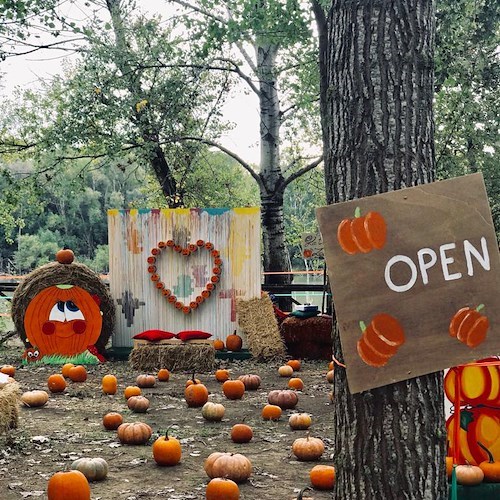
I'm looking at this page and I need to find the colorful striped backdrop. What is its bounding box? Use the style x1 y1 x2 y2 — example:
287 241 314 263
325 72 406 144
107 208 261 347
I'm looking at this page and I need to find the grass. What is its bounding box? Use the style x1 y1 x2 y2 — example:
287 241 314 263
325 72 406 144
21 350 99 366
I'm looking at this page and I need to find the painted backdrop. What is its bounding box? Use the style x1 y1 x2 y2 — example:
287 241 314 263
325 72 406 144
108 208 261 348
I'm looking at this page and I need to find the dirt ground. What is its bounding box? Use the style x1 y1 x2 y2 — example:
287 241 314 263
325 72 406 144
0 337 333 500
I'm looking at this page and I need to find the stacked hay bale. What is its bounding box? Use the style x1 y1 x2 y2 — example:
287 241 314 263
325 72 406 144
236 294 287 361
0 380 20 433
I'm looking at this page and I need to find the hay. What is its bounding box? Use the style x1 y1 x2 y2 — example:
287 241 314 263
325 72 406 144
129 343 215 372
11 262 115 355
0 381 20 433
280 315 333 360
236 294 287 361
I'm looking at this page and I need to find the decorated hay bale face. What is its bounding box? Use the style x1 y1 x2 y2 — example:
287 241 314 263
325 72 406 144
24 285 103 357
11 251 114 365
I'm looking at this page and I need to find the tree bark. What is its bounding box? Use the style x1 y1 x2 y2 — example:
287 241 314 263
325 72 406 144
319 1 446 498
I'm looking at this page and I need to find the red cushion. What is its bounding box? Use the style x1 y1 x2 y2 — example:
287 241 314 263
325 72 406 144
176 330 212 341
133 330 176 341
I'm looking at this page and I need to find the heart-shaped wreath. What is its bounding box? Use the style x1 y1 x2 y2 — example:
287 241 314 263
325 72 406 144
147 239 222 314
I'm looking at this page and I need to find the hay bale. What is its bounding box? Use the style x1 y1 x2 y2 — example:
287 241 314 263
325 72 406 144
280 315 333 360
0 381 20 433
236 294 286 361
11 262 115 355
129 343 215 372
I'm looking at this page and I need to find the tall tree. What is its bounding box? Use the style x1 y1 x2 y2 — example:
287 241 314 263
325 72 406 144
314 0 446 498
169 0 323 293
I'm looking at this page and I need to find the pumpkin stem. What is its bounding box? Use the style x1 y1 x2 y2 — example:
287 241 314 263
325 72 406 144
164 425 173 440
477 441 494 463
297 486 312 500
191 371 197 384
359 321 367 332
476 304 485 313
354 206 361 218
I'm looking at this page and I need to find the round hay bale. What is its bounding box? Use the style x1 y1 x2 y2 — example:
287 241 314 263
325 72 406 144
0 381 20 434
11 262 115 357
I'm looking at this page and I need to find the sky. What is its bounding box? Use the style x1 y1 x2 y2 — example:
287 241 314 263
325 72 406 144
0 0 261 164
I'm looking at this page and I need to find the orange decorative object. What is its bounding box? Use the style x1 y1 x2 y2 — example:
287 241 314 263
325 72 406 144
226 332 243 352
47 470 90 500
152 428 182 466
478 442 500 482
449 305 489 348
184 378 209 407
47 374 67 393
356 313 405 368
286 359 301 371
446 406 500 466
55 247 75 265
61 363 75 378
24 285 102 357
157 369 170 382
102 412 123 430
222 380 245 400
206 478 240 500
215 369 230 383
262 404 282 421
309 464 336 490
124 386 142 399
288 378 304 391
231 424 253 443
0 365 15 377
68 365 87 382
213 339 225 351
337 208 387 254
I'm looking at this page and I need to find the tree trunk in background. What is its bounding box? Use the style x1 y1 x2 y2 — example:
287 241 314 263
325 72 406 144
256 41 292 307
318 0 447 498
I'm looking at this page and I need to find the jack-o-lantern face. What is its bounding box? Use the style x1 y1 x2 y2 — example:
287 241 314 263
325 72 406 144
24 285 102 357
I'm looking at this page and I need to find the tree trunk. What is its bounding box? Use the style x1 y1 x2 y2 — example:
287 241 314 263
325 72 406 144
320 1 447 498
256 40 292 304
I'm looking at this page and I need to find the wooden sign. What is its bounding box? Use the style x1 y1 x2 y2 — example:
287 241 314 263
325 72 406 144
301 232 324 259
316 173 500 393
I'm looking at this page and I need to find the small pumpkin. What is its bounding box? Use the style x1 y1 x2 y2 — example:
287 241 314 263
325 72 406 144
184 376 209 407
124 386 142 399
0 365 15 377
136 374 156 388
127 395 150 413
455 463 484 485
278 365 294 377
101 374 117 395
61 363 75 378
286 359 301 372
262 404 282 421
55 247 75 264
202 402 225 422
288 377 304 391
268 389 298 409
157 368 170 382
226 331 243 351
152 428 182 466
238 374 261 391
117 422 152 445
292 434 325 461
310 464 335 490
328 361 334 370
213 339 225 351
289 413 312 430
222 379 245 400
206 478 240 500
47 373 67 393
71 457 108 482
326 370 334 383
478 441 500 482
102 412 123 430
21 390 49 408
47 470 90 500
215 369 230 383
231 424 253 443
68 365 87 383
204 452 252 483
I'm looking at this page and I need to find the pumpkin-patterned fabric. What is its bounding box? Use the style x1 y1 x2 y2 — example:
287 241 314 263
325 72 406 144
132 330 176 342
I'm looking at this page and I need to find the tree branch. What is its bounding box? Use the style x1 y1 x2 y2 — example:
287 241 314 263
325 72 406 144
282 155 323 188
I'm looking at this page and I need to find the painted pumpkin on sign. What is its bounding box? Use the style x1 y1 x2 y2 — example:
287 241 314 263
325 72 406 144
24 285 102 357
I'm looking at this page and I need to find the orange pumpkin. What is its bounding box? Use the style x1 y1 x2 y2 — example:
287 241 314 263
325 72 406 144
0 365 15 377
68 365 87 382
449 305 489 348
288 378 304 391
215 369 230 383
204 452 252 483
136 374 156 388
61 363 75 378
24 285 102 357
124 386 142 399
309 464 335 490
292 434 325 461
286 359 301 371
102 374 117 395
157 369 170 382
184 379 209 407
117 422 152 445
222 380 245 400
262 404 282 421
478 442 500 482
152 428 182 466
337 209 386 254
231 424 253 443
47 469 90 500
206 478 240 500
102 412 123 430
55 247 75 265
328 361 334 370
226 332 243 351
213 339 225 351
47 374 67 393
